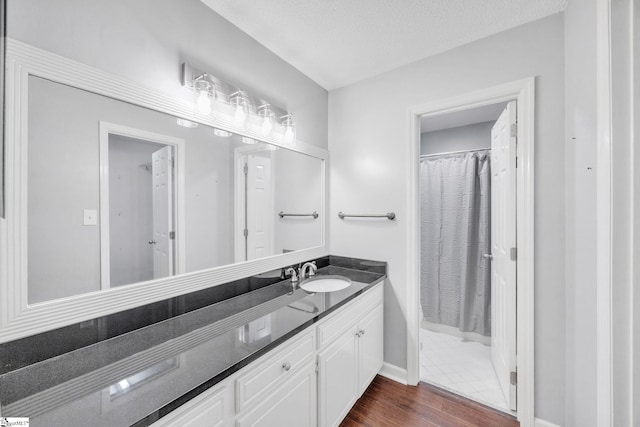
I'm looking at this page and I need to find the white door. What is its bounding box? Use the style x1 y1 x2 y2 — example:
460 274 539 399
246 154 273 260
151 145 174 279
490 101 517 411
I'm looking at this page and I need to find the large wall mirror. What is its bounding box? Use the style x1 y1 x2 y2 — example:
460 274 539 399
0 40 328 342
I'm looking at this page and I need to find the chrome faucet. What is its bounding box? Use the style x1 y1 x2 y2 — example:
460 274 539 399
299 261 317 280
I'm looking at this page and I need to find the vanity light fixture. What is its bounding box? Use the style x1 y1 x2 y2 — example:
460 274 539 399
193 73 214 115
281 114 296 147
230 90 249 130
182 63 296 145
213 128 233 137
257 103 275 137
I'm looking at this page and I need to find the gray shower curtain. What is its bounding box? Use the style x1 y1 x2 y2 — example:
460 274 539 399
420 150 491 336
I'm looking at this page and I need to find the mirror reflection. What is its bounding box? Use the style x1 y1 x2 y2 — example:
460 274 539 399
27 76 323 304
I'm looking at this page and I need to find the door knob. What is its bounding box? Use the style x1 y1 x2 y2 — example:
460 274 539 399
148 240 157 245
483 253 493 260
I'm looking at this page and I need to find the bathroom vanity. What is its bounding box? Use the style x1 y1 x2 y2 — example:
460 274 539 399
0 36 385 427
0 256 385 426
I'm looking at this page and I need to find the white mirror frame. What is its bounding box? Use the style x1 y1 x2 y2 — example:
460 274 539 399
0 39 329 344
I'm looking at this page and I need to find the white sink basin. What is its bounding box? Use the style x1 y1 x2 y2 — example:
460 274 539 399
300 275 352 293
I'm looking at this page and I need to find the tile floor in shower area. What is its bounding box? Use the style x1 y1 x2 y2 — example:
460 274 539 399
419 327 511 413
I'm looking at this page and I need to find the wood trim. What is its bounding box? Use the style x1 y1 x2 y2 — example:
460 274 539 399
406 77 536 427
378 362 408 385
534 418 563 427
0 39 329 344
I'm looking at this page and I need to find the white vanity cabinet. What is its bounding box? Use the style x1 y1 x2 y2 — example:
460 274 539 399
316 284 384 427
151 282 383 427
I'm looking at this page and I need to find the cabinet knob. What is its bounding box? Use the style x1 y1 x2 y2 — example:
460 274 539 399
282 362 291 371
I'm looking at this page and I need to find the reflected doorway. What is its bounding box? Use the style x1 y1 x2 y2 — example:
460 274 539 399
99 122 185 289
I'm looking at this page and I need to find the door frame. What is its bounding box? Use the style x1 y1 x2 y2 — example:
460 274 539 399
406 78 535 425
99 121 186 289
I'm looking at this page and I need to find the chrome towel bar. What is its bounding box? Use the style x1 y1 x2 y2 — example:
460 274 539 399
338 212 396 220
278 211 319 219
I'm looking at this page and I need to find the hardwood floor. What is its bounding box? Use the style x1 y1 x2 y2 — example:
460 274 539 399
340 375 519 427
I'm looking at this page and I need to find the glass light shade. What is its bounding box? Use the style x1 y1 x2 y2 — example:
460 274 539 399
230 91 248 130
196 90 212 115
193 78 213 116
176 118 198 128
281 114 296 147
213 128 233 137
258 104 275 137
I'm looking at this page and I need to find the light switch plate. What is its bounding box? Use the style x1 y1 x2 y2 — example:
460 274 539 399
83 209 98 226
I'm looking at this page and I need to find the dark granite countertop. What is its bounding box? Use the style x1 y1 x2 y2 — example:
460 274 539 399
0 257 386 426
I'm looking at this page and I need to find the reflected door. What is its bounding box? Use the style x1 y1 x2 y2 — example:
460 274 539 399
151 145 174 279
246 154 273 260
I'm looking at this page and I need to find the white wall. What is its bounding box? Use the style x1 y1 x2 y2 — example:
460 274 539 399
563 0 598 425
420 121 494 155
329 14 565 423
6 0 328 150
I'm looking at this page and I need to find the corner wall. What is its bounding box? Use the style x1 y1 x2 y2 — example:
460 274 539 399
329 14 565 423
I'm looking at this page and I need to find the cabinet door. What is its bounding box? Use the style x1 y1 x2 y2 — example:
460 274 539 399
236 364 316 427
357 304 384 395
317 328 359 427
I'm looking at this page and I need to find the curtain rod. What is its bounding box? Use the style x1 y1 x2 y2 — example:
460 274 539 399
420 147 491 158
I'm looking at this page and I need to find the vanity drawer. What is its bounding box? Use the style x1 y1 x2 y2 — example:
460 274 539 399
235 329 315 412
150 382 231 427
316 283 383 349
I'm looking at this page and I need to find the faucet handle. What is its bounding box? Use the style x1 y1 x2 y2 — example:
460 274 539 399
285 267 298 283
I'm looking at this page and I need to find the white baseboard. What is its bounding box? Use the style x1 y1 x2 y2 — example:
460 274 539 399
378 362 408 385
535 418 562 427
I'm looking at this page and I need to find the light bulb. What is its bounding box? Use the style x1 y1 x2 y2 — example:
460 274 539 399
262 116 273 136
196 89 212 115
280 113 296 146
234 104 246 129
284 126 294 145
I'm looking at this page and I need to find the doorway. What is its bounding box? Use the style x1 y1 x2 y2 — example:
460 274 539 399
406 78 535 424
418 101 514 413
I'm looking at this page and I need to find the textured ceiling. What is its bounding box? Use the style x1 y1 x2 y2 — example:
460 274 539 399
200 0 567 90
